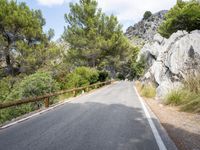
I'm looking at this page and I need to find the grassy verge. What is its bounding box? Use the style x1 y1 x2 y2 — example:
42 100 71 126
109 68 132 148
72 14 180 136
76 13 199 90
165 74 200 113
135 81 156 98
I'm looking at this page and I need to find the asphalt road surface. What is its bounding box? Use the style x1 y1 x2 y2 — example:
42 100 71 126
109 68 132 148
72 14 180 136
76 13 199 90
0 81 173 150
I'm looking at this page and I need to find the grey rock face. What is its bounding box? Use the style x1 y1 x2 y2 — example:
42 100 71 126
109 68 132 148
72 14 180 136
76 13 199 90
125 10 167 42
139 30 200 98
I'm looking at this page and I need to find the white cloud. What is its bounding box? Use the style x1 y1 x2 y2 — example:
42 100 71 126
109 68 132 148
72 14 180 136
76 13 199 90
37 0 178 30
97 0 177 30
37 0 66 6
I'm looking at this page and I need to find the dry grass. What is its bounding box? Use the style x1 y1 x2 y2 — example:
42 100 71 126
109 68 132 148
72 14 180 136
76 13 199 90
165 73 200 113
135 81 156 98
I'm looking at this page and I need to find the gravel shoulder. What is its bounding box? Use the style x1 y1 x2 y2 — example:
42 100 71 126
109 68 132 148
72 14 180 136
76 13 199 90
144 98 200 150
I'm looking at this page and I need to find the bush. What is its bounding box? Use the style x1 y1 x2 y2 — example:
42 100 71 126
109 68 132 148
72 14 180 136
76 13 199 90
131 55 147 79
6 72 60 100
140 83 156 98
0 72 60 124
0 77 11 102
117 73 125 80
0 75 25 102
98 70 109 82
165 89 187 105
143 11 152 20
158 0 200 38
165 73 200 113
64 67 99 89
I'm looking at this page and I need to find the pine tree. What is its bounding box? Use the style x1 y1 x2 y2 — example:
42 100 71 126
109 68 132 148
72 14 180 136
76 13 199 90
0 0 46 75
63 0 135 75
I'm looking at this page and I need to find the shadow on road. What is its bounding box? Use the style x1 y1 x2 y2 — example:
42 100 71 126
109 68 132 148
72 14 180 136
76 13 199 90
161 123 200 150
0 102 159 150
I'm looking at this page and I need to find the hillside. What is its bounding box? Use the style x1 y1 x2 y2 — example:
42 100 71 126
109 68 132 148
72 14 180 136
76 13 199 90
125 10 167 46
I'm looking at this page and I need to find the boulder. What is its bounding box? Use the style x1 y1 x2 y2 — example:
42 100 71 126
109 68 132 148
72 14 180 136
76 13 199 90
139 30 200 98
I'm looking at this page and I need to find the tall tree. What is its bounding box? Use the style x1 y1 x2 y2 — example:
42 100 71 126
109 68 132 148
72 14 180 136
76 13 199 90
0 0 46 75
63 0 102 67
63 0 135 76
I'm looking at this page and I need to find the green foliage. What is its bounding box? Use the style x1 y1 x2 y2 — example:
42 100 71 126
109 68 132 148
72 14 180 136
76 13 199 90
165 90 187 105
6 72 60 100
117 73 125 80
0 77 11 102
130 54 147 79
143 11 152 20
165 74 200 113
63 0 137 77
0 72 60 124
98 70 109 82
140 83 156 98
0 0 48 75
158 0 200 38
64 67 99 89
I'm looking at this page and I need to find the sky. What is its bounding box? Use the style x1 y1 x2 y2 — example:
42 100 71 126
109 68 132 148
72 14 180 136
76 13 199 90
18 0 177 40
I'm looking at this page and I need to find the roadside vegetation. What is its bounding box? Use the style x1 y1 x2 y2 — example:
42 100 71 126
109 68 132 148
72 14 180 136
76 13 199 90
158 0 200 38
165 74 200 113
135 81 156 98
0 0 142 124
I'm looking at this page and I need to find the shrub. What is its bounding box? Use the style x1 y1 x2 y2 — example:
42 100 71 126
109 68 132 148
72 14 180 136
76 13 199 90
64 67 99 89
158 0 200 38
165 89 188 105
0 77 11 102
0 72 60 124
6 72 60 100
164 73 200 113
0 75 24 102
143 11 152 20
64 73 89 89
131 54 147 79
98 70 109 82
141 83 156 98
117 73 125 80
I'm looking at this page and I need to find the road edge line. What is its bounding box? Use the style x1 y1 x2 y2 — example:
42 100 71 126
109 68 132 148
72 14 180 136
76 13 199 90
134 86 167 150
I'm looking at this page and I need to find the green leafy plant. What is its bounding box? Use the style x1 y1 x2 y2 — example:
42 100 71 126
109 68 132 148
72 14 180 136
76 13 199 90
98 70 109 82
158 0 200 38
143 11 152 20
64 67 99 89
0 72 60 124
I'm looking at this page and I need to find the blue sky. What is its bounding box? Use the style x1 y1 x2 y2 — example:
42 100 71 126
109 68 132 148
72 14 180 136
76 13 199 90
18 0 177 40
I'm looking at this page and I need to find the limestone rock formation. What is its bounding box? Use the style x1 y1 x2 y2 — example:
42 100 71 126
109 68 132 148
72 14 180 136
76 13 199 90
125 10 167 44
139 30 200 98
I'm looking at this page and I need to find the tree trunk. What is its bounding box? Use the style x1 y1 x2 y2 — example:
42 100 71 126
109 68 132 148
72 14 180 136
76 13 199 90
5 44 14 76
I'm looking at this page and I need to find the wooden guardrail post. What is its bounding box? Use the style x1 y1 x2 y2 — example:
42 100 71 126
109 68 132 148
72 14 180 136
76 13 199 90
44 98 49 108
73 90 76 97
86 87 89 92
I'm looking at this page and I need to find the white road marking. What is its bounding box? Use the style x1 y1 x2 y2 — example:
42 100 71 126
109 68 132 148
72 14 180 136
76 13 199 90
134 86 167 150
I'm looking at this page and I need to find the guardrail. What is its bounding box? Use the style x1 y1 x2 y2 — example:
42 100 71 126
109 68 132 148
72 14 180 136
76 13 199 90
0 80 113 109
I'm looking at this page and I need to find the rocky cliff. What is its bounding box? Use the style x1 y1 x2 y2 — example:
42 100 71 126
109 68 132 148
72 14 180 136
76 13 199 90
125 10 167 44
139 30 200 98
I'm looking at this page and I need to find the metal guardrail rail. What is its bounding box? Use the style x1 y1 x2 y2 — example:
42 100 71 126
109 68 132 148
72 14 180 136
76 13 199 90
0 80 113 109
